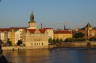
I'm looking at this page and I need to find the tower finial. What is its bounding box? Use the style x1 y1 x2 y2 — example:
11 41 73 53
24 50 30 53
30 12 34 21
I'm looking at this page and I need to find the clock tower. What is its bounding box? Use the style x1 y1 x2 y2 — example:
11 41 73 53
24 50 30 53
28 13 37 29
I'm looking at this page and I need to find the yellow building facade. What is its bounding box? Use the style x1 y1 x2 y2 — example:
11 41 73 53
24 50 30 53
54 30 72 40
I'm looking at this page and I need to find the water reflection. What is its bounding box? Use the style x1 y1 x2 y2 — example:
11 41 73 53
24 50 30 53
3 48 96 63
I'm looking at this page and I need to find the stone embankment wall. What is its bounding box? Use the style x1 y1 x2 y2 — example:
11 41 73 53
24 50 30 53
2 42 96 50
49 41 96 48
2 46 48 50
60 41 96 48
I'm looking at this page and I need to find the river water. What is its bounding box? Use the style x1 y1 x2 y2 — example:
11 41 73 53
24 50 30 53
3 48 96 63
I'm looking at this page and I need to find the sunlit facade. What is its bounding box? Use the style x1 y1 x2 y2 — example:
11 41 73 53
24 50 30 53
76 23 96 39
0 13 53 48
54 30 72 40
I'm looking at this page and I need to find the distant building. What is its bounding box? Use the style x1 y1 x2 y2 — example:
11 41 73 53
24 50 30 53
0 13 54 48
76 23 96 39
0 13 73 48
53 30 72 40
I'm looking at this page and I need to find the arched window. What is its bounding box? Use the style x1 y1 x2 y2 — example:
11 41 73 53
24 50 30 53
42 43 43 46
37 43 38 45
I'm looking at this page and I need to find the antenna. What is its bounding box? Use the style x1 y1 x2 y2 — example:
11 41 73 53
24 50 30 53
64 24 66 30
41 24 43 29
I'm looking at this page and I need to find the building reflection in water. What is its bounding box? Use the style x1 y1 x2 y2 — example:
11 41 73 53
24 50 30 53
3 48 96 63
3 49 50 63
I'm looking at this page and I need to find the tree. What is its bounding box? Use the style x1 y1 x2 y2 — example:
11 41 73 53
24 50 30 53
73 32 85 38
55 39 59 43
48 38 53 45
52 39 57 44
0 39 3 45
0 39 3 54
89 37 96 41
59 39 63 42
16 40 23 46
64 38 73 42
6 39 12 46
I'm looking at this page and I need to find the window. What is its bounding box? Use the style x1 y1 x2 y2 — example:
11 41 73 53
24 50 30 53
37 43 38 45
42 43 43 46
34 43 36 45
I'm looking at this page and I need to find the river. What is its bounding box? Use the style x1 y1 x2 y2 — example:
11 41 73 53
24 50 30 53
3 48 96 63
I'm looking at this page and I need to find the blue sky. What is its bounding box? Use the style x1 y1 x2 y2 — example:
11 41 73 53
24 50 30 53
0 0 96 29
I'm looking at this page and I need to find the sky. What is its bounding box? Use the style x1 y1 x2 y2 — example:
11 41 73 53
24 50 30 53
0 0 96 29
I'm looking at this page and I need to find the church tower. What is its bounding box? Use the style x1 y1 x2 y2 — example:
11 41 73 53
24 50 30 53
28 12 37 29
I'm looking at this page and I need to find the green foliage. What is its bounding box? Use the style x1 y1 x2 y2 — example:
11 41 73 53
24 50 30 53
74 38 86 42
59 39 63 42
6 39 12 46
48 38 53 45
0 40 3 45
89 37 96 41
48 38 63 45
16 40 23 46
64 38 86 42
64 38 73 42
0 40 5 46
55 39 59 43
73 32 85 38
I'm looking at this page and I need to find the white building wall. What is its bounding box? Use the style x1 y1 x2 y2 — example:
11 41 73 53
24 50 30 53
15 29 25 44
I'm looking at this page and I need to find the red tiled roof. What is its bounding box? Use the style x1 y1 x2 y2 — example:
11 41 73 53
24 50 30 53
0 28 10 31
0 27 26 32
54 30 72 34
27 27 53 33
39 29 46 33
27 29 36 33
9 27 26 30
27 29 47 33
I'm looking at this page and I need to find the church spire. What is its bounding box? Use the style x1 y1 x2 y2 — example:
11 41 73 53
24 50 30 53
86 22 92 27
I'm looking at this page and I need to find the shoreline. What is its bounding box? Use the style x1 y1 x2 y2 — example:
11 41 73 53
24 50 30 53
2 42 96 50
